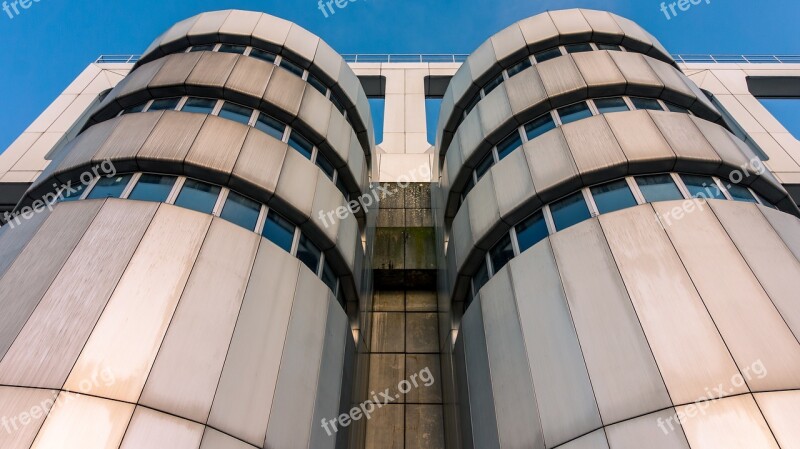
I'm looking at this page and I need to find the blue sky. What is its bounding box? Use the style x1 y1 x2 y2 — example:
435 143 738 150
1 0 799 151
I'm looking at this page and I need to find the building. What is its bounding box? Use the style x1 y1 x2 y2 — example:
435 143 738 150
0 8 799 449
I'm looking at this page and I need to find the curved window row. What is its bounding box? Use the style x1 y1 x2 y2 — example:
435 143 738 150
120 96 350 199
460 43 627 120
184 43 349 116
461 96 691 199
467 172 776 306
58 172 343 300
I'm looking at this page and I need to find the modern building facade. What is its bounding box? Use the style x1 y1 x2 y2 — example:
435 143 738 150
0 8 799 449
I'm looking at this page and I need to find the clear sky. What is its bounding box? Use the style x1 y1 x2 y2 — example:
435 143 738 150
1 0 799 151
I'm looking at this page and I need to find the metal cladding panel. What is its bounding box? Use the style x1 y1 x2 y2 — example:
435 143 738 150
265 269 330 449
30 393 134 449
224 56 275 103
230 128 288 201
754 391 800 448
0 206 50 279
599 205 746 405
64 205 211 403
689 116 754 182
550 219 671 425
573 51 626 97
604 110 676 174
518 12 560 51
186 10 232 44
449 61 476 110
184 114 249 184
549 9 593 43
453 333 474 449
0 200 103 360
200 428 256 449
251 13 292 51
283 24 320 67
679 395 780 449
263 66 307 120
561 115 628 185
479 270 546 449
580 10 624 42
208 242 300 447
0 387 58 449
0 200 158 390
94 111 164 171
155 15 199 56
461 298 501 449
648 111 722 173
524 128 581 203
492 148 538 224
491 23 527 65
445 133 464 192
346 133 366 192
308 297 349 449
645 58 695 107
218 10 261 43
653 200 800 391
117 58 167 106
537 56 588 105
337 62 361 108
335 211 358 273
326 109 351 166
466 39 498 86
611 14 654 54
504 66 550 118
478 85 514 142
297 85 333 142
119 407 205 449
140 219 259 423
683 76 719 120
456 110 484 165
710 201 800 340
467 171 503 250
759 206 800 260
608 51 664 97
58 116 122 175
149 52 203 96
557 430 609 449
452 201 474 275
137 111 207 173
273 148 318 222
185 52 238 96
605 409 691 449
313 40 343 85
508 240 602 448
308 171 343 246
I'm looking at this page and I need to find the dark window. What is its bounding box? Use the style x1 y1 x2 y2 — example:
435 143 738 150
263 210 295 252
496 131 522 160
148 97 181 111
726 183 758 203
128 174 176 202
288 132 314 159
636 174 684 202
474 152 494 181
665 102 690 113
558 102 592 125
591 179 637 214
596 43 622 51
463 92 481 116
525 113 557 140
550 191 591 231
307 74 328 96
123 103 147 114
189 44 215 52
249 48 277 64
330 93 346 115
336 176 349 199
565 43 593 54
463 175 476 197
218 102 253 125
59 182 88 202
631 97 664 111
473 259 490 294
221 191 261 230
594 97 630 114
218 44 246 54
297 234 322 273
483 73 504 96
279 58 305 77
181 97 217 115
681 175 725 200
489 234 514 274
515 210 548 253
534 47 562 63
321 260 338 293
506 58 532 78
87 174 133 199
316 152 336 180
174 179 221 214
255 113 286 140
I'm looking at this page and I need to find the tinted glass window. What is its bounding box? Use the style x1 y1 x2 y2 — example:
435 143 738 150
483 74 504 96
631 97 664 111
594 97 630 114
727 184 758 202
591 179 637 214
174 179 221 214
221 191 261 230
288 132 314 159
87 174 133 199
249 48 277 64
297 234 322 273
148 97 181 111
263 210 295 252
534 47 562 63
636 174 684 202
665 102 690 113
565 43 593 54
128 174 176 202
123 103 147 114
681 175 725 200
181 97 217 114
463 93 481 116
525 113 557 141
330 94 346 115
463 175 476 197
515 210 548 253
489 234 514 274
473 259 490 294
218 102 253 125
279 58 305 77
596 43 622 51
307 74 328 95
218 44 246 54
506 58 532 77
475 152 494 181
316 152 336 180
255 113 286 140
496 132 522 160
59 182 88 202
189 44 216 52
321 260 338 293
550 191 591 231
558 102 592 125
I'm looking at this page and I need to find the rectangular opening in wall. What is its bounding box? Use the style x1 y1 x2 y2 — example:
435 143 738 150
426 98 442 145
757 98 800 139
369 97 385 145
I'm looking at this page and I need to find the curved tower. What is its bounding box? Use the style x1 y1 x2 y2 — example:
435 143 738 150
0 10 373 449
436 9 800 449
